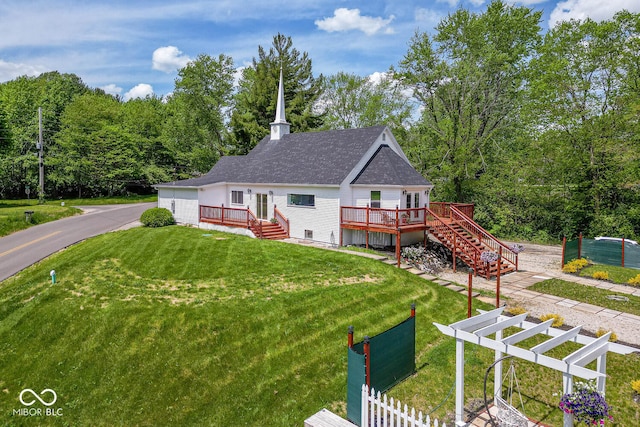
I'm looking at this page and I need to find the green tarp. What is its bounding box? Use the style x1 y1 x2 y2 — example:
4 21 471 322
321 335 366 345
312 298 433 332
564 238 640 269
346 316 416 426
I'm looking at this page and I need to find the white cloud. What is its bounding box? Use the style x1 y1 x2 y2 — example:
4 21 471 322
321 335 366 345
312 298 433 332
100 84 123 96
436 0 460 8
0 59 46 82
549 0 640 27
152 46 191 73
415 8 442 29
315 8 395 36
124 83 154 101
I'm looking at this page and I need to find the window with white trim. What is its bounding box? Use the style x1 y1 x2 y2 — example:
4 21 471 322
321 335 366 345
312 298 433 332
371 191 381 208
288 194 315 207
231 190 243 204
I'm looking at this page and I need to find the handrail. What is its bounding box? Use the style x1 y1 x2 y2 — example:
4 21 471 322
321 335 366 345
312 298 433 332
246 209 264 238
425 207 483 276
449 205 517 268
273 205 289 237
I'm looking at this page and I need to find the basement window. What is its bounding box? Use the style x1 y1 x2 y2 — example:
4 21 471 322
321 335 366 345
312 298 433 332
305 230 313 239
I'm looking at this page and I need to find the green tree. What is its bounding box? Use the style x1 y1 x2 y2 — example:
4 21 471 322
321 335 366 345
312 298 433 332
163 53 235 176
399 1 542 202
230 33 324 154
0 72 88 198
50 92 141 197
526 12 640 238
121 97 173 188
317 71 414 132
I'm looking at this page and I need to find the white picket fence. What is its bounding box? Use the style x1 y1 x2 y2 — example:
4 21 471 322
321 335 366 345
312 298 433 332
361 384 446 427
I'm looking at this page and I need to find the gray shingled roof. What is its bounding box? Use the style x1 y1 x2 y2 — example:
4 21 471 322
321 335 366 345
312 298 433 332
156 125 429 187
351 145 432 186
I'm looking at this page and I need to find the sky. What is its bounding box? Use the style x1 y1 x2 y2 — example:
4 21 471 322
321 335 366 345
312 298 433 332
1 0 639 101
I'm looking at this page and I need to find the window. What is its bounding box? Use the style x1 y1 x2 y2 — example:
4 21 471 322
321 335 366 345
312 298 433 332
231 190 243 205
305 229 313 239
371 191 381 208
288 194 315 207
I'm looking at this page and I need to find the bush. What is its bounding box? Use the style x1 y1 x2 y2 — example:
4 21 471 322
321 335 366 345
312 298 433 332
140 208 175 228
596 328 618 342
592 271 609 281
540 313 564 327
562 258 589 274
506 305 527 316
628 274 640 286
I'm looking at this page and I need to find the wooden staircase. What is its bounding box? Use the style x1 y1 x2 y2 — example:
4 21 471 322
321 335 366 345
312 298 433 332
425 205 517 279
249 220 289 240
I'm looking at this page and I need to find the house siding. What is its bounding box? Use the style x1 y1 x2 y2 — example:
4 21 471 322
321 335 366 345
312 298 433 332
269 186 340 244
158 187 199 225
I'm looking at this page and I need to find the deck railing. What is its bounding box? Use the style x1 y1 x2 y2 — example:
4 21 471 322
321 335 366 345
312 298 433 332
450 205 517 269
429 202 474 220
340 206 428 230
200 204 251 227
273 205 290 237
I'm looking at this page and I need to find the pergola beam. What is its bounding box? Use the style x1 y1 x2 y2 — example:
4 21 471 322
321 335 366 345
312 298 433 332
531 326 582 354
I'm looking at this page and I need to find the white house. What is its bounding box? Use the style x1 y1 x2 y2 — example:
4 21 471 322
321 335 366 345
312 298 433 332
155 70 434 250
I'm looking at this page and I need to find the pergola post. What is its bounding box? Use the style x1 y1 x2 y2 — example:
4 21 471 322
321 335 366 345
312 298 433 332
562 373 574 427
455 338 465 426
494 329 503 398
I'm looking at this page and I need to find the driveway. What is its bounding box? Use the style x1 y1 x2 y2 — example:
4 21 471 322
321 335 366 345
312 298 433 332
0 202 155 283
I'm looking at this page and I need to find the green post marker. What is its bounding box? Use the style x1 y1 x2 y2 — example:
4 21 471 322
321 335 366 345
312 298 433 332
50 270 56 284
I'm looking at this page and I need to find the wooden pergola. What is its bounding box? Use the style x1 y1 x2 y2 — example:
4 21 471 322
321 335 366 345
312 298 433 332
434 307 638 427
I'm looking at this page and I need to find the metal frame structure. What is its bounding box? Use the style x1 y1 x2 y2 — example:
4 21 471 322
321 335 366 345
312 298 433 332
434 307 637 427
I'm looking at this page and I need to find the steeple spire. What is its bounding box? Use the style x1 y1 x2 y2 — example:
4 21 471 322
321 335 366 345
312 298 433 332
270 67 290 141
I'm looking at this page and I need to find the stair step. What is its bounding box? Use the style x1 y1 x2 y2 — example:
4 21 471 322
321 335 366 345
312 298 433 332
407 268 425 275
421 275 438 281
446 284 465 292
433 279 451 286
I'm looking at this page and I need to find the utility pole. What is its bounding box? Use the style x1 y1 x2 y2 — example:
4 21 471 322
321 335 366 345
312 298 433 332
38 107 44 203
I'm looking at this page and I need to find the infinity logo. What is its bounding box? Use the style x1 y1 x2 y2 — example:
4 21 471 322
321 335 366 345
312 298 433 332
19 389 57 407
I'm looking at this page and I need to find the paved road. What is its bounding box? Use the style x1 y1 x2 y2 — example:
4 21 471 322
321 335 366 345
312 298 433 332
0 202 155 283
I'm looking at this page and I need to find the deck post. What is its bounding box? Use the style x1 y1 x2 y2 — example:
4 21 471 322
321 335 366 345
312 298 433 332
221 203 225 224
467 271 472 318
411 303 416 318
396 228 401 267
453 237 457 273
365 204 370 249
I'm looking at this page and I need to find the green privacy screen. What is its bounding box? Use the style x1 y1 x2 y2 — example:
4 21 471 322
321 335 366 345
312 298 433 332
346 314 416 425
563 237 640 269
347 343 366 424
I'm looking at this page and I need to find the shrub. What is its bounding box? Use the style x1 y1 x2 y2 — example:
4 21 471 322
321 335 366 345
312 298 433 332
592 271 609 281
506 306 527 316
628 274 640 286
596 328 618 342
632 379 640 394
562 258 589 274
140 208 175 228
540 313 564 327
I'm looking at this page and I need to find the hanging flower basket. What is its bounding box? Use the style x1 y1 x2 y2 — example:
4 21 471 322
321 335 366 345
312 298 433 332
559 381 612 425
480 250 499 263
509 243 525 254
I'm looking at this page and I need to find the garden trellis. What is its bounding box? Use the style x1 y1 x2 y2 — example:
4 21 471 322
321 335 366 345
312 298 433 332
434 307 637 427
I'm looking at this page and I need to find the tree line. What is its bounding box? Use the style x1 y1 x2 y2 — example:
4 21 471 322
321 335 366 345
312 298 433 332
0 1 638 242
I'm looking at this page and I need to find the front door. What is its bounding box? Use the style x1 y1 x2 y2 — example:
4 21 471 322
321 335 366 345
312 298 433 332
256 193 268 220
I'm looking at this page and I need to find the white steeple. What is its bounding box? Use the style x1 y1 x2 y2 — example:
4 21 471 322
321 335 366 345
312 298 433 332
270 67 290 141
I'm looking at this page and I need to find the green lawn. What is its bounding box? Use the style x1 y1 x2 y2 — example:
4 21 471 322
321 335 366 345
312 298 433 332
0 195 156 237
1 227 638 426
580 264 640 285
529 278 640 317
